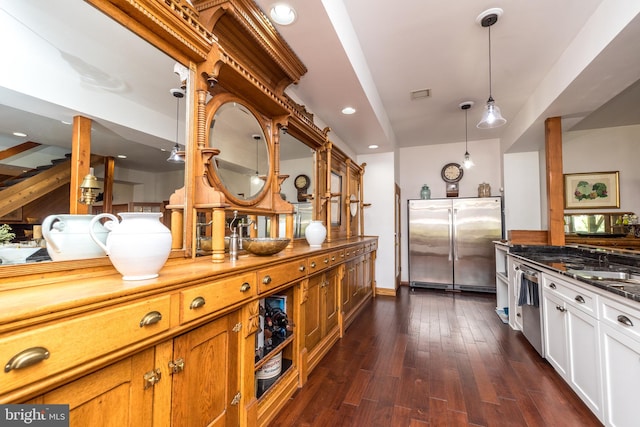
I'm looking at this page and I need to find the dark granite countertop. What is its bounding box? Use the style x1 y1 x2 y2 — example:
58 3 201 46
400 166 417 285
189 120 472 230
508 245 640 303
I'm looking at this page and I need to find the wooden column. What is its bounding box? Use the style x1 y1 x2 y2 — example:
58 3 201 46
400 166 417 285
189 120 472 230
69 116 92 214
545 116 565 246
102 156 115 213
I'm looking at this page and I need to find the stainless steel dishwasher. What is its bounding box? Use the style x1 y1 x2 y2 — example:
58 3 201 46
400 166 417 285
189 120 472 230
518 266 544 356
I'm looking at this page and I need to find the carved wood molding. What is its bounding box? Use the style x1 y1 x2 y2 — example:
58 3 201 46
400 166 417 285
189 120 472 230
88 0 215 63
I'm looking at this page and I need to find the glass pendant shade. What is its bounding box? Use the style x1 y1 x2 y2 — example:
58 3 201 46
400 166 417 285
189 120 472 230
463 151 474 169
477 97 506 129
166 143 184 163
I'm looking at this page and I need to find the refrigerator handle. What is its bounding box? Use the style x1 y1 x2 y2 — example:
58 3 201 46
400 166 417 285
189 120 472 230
448 208 453 261
452 208 458 261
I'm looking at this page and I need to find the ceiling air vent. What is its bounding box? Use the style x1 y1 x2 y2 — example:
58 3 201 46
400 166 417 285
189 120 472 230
410 89 431 100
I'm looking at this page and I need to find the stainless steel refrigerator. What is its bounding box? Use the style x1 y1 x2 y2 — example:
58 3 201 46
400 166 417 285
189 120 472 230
408 197 502 292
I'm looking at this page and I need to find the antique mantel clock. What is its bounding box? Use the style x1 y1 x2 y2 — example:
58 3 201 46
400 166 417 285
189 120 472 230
441 163 463 197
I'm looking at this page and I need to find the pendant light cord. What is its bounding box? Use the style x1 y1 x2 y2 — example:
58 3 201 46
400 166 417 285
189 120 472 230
175 95 180 146
465 108 468 151
487 24 493 99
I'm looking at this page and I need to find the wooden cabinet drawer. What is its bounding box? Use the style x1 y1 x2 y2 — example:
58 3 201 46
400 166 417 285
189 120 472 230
600 297 640 343
542 274 598 317
330 249 345 266
180 272 256 324
308 250 343 274
344 246 358 260
257 259 307 293
0 295 171 396
308 253 332 274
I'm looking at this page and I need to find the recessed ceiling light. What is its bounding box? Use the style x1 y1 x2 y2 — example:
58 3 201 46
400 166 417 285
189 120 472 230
342 106 356 115
270 3 297 25
61 120 72 125
12 131 27 137
368 144 379 149
117 154 127 159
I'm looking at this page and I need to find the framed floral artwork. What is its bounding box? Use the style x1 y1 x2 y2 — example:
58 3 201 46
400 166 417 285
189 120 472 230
564 171 620 209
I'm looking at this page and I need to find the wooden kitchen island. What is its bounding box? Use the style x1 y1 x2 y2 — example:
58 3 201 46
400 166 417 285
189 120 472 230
0 237 377 426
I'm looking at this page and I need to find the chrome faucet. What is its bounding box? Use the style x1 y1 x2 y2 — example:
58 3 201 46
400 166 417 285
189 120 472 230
237 218 255 249
195 219 213 251
229 211 240 261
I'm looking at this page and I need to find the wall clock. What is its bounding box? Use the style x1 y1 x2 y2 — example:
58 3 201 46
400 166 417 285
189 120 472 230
441 163 462 197
441 163 463 183
294 174 311 202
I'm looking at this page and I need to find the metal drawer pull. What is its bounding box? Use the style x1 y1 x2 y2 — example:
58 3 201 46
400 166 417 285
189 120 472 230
549 283 557 289
310 262 316 268
139 311 163 327
240 282 251 292
299 265 305 272
324 258 329 264
5 347 50 373
617 315 634 327
574 295 585 304
331 256 336 261
262 275 272 285
190 297 206 310
556 305 566 312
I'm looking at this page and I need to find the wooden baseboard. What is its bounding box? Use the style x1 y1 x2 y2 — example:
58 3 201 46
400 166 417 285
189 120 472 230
375 287 397 297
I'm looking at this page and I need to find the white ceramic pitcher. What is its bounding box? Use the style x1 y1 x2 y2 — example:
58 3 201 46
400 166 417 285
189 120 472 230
42 214 109 261
89 212 172 281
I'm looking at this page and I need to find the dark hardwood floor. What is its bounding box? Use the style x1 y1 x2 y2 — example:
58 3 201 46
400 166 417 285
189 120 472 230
268 286 603 426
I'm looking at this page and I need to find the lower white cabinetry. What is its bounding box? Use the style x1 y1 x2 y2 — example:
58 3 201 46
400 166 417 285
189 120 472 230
542 273 603 421
542 291 569 377
599 297 640 427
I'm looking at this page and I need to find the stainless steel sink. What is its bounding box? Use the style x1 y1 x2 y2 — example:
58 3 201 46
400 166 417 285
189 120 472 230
567 269 630 280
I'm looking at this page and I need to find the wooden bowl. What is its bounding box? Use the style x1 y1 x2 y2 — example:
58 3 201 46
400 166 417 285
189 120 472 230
241 238 290 256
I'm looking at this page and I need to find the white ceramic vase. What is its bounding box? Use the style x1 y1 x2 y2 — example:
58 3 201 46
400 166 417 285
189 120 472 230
89 212 172 281
42 214 109 261
304 220 326 247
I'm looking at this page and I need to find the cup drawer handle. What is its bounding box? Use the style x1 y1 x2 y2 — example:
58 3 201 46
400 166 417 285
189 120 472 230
262 275 272 285
190 297 206 309
139 311 163 327
5 347 50 373
240 282 251 292
617 315 634 327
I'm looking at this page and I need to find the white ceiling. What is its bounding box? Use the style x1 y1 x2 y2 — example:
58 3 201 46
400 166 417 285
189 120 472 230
1 0 639 176
254 0 640 154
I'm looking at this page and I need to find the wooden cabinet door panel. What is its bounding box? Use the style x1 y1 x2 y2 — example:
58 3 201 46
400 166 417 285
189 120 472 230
324 268 339 333
304 274 322 351
172 313 239 427
43 348 154 427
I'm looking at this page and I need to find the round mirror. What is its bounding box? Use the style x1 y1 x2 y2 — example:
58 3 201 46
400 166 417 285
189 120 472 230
208 102 268 201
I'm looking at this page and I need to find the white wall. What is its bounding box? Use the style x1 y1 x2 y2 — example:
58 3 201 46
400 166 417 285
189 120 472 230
503 151 543 232
398 139 502 283
280 157 314 203
563 124 640 214
358 151 396 291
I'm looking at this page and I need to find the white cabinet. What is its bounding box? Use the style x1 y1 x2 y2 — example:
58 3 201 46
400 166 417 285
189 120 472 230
507 256 523 330
494 243 509 323
542 290 568 377
541 273 603 421
599 296 640 427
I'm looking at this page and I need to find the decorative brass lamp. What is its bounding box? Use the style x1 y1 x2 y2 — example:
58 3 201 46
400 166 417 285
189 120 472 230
79 167 100 205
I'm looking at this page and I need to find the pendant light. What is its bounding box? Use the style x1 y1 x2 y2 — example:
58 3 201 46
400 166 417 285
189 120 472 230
477 9 506 129
251 134 262 185
167 88 185 163
460 101 474 169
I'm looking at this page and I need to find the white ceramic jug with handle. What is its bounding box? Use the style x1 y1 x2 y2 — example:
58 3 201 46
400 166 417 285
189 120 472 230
42 214 108 261
89 212 172 280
